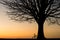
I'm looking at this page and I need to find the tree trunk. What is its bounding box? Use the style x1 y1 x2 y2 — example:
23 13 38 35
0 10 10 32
37 17 46 40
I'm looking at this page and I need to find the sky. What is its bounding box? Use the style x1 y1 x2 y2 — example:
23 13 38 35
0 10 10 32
0 4 38 38
0 2 60 39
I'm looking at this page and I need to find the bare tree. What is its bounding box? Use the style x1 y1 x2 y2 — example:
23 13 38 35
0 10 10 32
0 0 60 39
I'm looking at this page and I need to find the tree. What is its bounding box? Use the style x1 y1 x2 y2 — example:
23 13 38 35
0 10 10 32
32 33 37 39
0 0 60 39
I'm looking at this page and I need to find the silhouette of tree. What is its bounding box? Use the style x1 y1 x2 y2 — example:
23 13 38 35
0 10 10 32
0 0 60 40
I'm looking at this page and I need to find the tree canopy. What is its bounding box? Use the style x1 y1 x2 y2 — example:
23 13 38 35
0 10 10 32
0 0 60 24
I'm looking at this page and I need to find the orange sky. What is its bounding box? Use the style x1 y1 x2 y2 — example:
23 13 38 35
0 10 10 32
0 4 60 39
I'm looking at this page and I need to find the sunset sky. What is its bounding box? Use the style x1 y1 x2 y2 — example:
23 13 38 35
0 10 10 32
0 2 60 39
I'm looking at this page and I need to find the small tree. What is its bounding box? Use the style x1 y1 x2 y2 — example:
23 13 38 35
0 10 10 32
0 0 60 39
32 33 37 39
